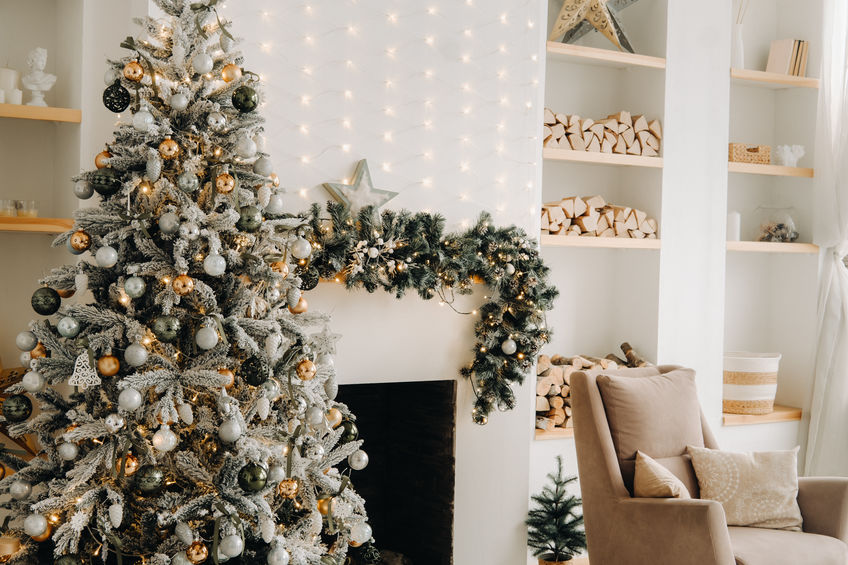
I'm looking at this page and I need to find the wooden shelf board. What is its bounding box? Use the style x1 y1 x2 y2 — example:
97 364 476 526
535 427 574 441
542 234 661 250
723 404 802 426
731 68 820 90
546 41 665 70
544 148 663 168
0 217 73 234
0 103 81 123
726 241 819 254
728 161 814 178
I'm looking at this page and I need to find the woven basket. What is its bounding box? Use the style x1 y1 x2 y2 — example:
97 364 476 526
723 352 781 415
729 143 771 164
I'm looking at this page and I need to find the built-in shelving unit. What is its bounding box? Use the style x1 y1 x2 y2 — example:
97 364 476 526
0 217 73 234
546 41 666 70
0 103 81 123
728 161 814 178
726 241 818 254
731 68 820 90
543 147 663 168
541 235 660 250
723 405 802 426
534 428 574 441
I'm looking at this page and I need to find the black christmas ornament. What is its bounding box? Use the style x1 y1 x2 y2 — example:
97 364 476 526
91 168 123 196
54 556 83 565
2 394 32 423
236 205 262 232
103 80 131 113
241 356 269 386
237 462 268 492
339 419 359 444
299 267 320 291
152 316 180 342
232 85 258 113
134 465 165 496
31 287 61 316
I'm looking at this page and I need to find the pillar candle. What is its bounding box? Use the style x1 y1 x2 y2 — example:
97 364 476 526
727 211 741 241
8 88 22 105
0 68 19 92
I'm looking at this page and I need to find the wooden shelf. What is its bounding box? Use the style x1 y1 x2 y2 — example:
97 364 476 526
542 234 661 250
723 404 802 426
546 41 666 70
731 68 820 90
728 161 814 178
544 148 663 168
0 217 73 234
0 103 81 123
535 427 574 441
726 241 819 254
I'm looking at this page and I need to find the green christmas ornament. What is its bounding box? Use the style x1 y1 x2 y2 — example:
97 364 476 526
241 356 269 386
236 205 262 232
31 287 61 316
2 394 32 422
134 465 165 496
232 85 258 112
339 419 359 444
152 316 180 342
91 167 122 196
55 556 83 565
237 462 268 492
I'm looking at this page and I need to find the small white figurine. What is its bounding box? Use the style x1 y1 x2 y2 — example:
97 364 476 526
22 48 56 107
774 145 805 167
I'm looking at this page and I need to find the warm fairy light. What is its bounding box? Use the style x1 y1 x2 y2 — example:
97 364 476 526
161 277 171 285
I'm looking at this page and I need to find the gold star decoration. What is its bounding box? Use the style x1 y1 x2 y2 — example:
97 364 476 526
322 159 398 216
549 0 636 53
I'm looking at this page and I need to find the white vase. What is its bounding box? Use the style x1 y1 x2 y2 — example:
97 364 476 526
731 23 745 68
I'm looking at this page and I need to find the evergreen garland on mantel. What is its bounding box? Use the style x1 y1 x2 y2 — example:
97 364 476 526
300 202 559 424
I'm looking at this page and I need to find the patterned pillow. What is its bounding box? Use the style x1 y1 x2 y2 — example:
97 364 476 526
687 445 802 530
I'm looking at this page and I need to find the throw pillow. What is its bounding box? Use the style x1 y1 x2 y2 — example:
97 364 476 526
687 445 802 530
634 450 692 499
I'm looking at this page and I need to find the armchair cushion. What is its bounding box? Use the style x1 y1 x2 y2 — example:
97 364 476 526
634 451 691 498
728 526 848 565
797 477 848 543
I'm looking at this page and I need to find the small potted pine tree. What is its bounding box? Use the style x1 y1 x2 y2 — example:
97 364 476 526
526 456 587 565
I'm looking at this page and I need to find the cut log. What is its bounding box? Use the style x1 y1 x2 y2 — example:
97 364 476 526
648 119 662 139
537 355 552 375
544 107 556 125
626 139 642 155
639 218 655 234
600 118 619 131
548 384 562 396
564 405 573 418
613 206 632 222
623 211 638 230
568 114 581 127
536 396 551 412
646 218 658 233
586 136 601 152
629 229 646 239
614 221 629 237
565 417 574 429
604 130 618 145
613 136 627 154
598 227 615 238
573 197 588 218
549 396 565 410
581 118 595 131
601 139 613 153
547 365 565 386
536 416 555 431
546 407 566 426
596 214 610 234
583 194 606 210
536 376 554 396
632 114 649 133
555 112 569 125
543 125 552 141
610 110 631 126
559 197 576 218
621 342 649 367
550 123 566 140
602 208 615 225
634 208 647 225
547 206 566 228
567 133 586 152
575 215 598 233
647 232 657 239
551 354 569 365
562 366 574 385
589 123 605 139
642 132 660 151
540 209 550 231
621 127 636 146
642 144 658 157
582 131 594 146
560 384 570 398
566 122 581 135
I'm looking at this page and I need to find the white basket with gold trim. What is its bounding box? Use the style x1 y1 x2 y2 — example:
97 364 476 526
723 352 781 415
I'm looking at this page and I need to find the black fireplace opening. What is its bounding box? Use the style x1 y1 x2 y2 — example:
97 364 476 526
339 380 457 565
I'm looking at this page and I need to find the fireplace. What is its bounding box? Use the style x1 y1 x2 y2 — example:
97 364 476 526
339 380 457 565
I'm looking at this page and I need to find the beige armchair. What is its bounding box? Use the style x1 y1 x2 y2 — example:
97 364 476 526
570 366 848 565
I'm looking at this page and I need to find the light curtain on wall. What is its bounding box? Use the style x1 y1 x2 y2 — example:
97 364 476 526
806 0 848 475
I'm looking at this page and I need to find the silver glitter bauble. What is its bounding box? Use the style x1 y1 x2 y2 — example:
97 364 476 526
159 212 180 234
96 246 118 268
348 449 369 470
179 221 200 240
15 331 37 351
74 180 94 199
177 171 199 193
124 276 146 298
253 156 273 176
58 442 79 461
118 388 143 411
124 343 148 367
23 514 46 537
57 316 81 338
22 370 45 393
235 135 257 158
207 111 226 131
105 413 126 433
192 53 214 74
195 326 219 350
10 480 31 500
204 253 227 276
133 107 154 132
169 92 189 111
290 237 312 259
219 419 241 443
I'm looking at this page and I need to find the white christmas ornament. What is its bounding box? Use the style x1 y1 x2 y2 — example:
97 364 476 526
118 388 143 411
253 133 266 152
19 352 31 366
267 465 285 482
290 237 312 259
235 135 257 158
172 553 192 565
219 534 244 557
105 413 125 433
57 316 81 338
324 376 338 400
104 68 119 85
305 406 324 426
175 522 194 545
219 419 241 443
180 221 200 240
204 253 227 276
265 194 285 215
96 246 118 268
69 352 101 388
124 276 146 298
147 155 162 181
257 397 270 420
23 514 47 537
170 92 189 111
124 343 148 367
267 547 290 565
178 403 194 425
505 263 516 275
195 326 219 350
109 503 123 528
501 338 517 355
207 111 226 131
22 370 45 393
153 424 178 452
15 331 37 351
350 522 372 545
133 106 154 132
57 442 78 461
304 443 325 461
348 449 369 470
253 156 273 176
192 53 213 74
177 171 200 192
10 480 31 500
159 212 181 234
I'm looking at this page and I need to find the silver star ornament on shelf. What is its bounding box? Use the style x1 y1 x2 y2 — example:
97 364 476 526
323 159 398 215
550 0 639 53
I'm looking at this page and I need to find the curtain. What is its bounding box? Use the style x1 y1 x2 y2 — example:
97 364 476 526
805 0 848 475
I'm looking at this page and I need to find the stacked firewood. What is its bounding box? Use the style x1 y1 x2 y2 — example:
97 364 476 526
543 109 662 157
541 195 658 239
536 343 650 432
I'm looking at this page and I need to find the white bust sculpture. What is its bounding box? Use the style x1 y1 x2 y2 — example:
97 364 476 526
22 47 57 107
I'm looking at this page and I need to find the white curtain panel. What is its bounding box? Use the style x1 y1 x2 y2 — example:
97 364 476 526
806 0 848 475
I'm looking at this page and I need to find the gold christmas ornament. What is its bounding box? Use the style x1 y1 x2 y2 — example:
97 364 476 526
269 173 280 187
186 540 209 564
95 150 112 169
56 288 76 298
296 359 316 381
218 368 235 389
221 63 242 83
215 172 235 193
0 465 6 480
349 540 363 548
172 274 195 296
30 342 47 359
158 137 180 160
70 230 92 252
326 407 343 428
317 496 336 516
31 524 51 542
119 452 140 476
277 478 299 499
97 355 120 377
288 296 308 315
271 261 289 278
123 60 144 82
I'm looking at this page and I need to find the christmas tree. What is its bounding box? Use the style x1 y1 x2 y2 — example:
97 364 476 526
1 1 376 564
526 456 586 563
